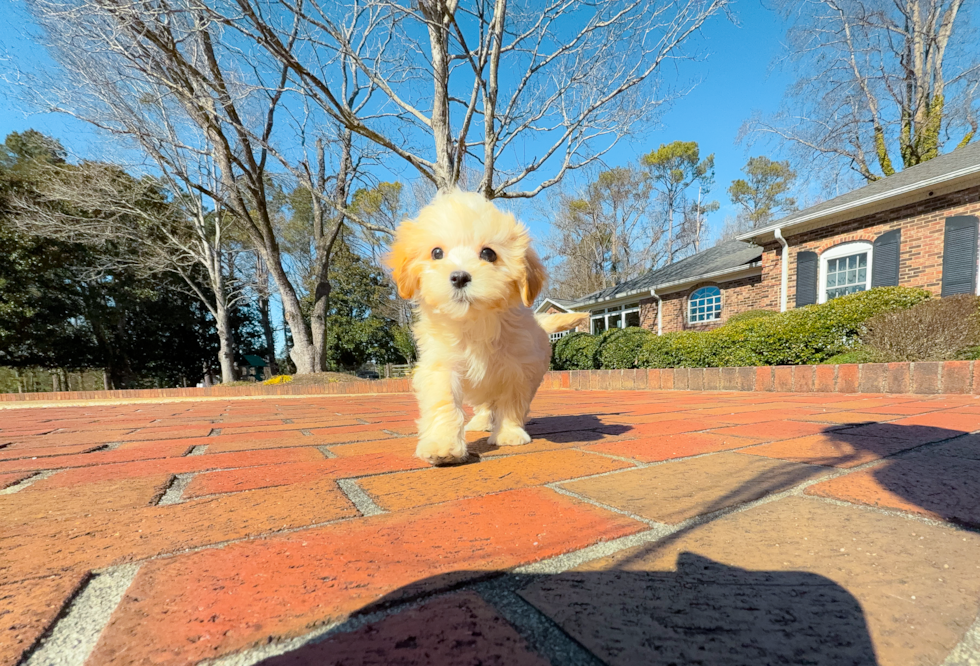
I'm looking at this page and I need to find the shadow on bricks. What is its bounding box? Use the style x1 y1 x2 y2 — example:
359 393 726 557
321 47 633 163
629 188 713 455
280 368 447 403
12 406 980 666
258 422 980 666
258 554 878 666
468 414 633 456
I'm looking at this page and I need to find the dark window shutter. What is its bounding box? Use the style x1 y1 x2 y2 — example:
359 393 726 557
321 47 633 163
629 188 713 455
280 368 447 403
942 216 979 297
795 251 818 307
871 229 901 288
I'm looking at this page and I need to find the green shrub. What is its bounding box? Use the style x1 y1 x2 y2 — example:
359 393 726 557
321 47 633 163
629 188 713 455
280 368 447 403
860 294 980 362
639 331 722 368
596 327 655 369
823 347 877 365
750 286 932 366
725 309 778 324
556 287 932 370
637 286 931 368
551 332 601 370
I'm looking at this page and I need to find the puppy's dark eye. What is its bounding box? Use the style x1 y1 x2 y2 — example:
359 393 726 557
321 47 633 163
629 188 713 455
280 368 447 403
431 247 444 260
480 247 497 263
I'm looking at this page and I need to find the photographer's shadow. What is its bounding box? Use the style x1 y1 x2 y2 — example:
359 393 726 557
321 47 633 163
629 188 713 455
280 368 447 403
518 552 877 665
259 552 878 665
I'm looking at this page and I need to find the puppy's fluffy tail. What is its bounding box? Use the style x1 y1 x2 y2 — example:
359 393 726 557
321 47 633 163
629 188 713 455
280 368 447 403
535 312 590 334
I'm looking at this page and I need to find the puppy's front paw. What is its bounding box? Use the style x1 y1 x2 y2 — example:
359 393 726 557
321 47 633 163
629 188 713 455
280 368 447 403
416 438 470 466
488 425 531 447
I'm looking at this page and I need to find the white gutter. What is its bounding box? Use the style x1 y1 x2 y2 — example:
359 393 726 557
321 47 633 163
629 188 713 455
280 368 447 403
649 288 663 335
774 228 788 312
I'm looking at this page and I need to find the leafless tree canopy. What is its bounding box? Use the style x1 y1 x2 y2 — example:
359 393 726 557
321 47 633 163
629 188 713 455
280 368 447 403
12 0 731 374
17 0 401 374
747 0 979 187
222 0 731 198
544 167 661 299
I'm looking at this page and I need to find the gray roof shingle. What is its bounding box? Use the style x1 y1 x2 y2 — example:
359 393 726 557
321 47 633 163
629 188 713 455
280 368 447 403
741 141 980 240
573 240 763 305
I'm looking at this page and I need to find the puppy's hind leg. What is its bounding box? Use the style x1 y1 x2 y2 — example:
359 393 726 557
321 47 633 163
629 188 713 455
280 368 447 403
464 403 493 432
488 386 533 448
414 363 469 466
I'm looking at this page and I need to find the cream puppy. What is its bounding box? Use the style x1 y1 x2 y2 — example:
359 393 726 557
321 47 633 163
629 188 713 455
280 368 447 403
386 190 585 465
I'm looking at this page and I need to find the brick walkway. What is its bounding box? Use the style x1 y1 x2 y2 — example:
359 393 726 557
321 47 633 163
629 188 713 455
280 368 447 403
2 390 980 666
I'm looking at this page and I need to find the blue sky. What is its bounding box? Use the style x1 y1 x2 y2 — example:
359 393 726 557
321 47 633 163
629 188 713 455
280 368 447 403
1 0 795 245
561 0 796 239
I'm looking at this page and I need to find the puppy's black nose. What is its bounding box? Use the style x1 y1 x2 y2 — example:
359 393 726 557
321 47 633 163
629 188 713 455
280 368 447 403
450 271 471 289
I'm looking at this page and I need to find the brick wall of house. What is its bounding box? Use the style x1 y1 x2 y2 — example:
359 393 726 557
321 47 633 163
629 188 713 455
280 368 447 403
631 274 767 334
765 185 980 306
639 297 657 329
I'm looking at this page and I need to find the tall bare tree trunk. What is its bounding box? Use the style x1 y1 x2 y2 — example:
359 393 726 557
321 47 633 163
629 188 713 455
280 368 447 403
421 0 457 191
214 299 236 385
266 255 316 374
309 132 352 371
203 244 238 385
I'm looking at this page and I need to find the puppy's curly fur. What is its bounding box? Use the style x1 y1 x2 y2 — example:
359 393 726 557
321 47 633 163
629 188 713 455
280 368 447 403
386 190 586 465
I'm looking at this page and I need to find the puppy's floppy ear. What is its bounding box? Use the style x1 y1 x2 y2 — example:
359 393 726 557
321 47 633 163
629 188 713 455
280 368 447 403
385 222 421 300
520 246 546 307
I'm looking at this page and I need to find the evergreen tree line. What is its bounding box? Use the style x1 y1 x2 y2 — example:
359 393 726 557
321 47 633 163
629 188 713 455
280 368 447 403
0 131 412 391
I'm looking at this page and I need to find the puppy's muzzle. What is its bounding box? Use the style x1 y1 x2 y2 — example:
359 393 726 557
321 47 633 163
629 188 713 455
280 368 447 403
450 271 472 289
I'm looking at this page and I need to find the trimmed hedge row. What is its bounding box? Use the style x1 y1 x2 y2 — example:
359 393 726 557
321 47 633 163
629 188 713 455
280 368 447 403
550 287 932 370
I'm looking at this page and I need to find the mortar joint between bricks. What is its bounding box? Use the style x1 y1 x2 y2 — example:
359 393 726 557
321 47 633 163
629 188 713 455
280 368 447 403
0 470 56 495
155 473 194 506
336 478 385 517
23 564 140 666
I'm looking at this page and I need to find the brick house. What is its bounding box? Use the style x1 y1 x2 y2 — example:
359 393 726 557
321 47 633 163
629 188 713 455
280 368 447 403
539 141 980 335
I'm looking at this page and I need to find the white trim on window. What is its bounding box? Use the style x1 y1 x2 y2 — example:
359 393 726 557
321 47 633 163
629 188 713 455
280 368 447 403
818 241 873 304
688 286 722 323
590 302 641 334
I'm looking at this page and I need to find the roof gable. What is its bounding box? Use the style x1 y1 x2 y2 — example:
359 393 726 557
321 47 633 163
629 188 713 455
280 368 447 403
533 297 577 314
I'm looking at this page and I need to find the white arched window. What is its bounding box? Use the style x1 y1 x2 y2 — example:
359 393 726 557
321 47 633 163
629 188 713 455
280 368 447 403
689 286 722 323
819 241 872 303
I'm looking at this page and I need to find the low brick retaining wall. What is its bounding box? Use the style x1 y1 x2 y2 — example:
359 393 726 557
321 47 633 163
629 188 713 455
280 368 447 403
541 360 977 395
0 377 413 403
2 361 978 402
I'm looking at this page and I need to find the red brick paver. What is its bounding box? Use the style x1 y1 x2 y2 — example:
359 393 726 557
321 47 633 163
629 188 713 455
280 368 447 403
2 389 980 665
90 488 642 665
0 574 86 666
